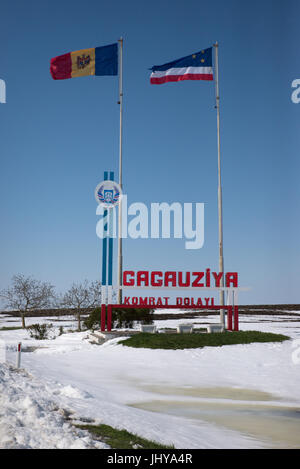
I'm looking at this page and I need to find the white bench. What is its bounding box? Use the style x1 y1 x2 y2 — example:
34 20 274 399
206 324 225 334
140 324 157 334
177 324 194 334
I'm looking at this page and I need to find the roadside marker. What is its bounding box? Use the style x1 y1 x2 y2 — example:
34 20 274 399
16 342 22 368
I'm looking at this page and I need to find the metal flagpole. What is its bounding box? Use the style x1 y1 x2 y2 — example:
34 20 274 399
214 42 225 327
117 37 123 304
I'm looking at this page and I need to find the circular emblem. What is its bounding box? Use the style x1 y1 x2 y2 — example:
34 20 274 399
95 180 122 208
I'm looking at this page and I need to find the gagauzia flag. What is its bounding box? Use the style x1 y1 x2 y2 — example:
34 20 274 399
50 43 118 80
150 47 213 85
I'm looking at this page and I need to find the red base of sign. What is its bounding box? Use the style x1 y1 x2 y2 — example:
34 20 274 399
100 304 239 333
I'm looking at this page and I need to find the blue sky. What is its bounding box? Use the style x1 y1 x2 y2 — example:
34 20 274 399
0 0 299 304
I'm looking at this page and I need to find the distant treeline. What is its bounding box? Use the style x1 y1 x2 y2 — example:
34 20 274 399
1 304 299 318
0 308 94 317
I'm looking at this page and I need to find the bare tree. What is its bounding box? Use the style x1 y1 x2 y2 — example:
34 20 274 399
0 274 55 328
61 280 102 331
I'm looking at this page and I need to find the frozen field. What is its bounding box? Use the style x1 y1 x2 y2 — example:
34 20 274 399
0 309 300 449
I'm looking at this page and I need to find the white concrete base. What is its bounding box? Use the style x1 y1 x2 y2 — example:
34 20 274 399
140 325 157 333
206 324 225 333
177 324 194 334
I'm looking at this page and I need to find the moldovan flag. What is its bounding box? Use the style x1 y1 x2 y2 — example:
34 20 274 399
150 47 213 85
50 43 118 80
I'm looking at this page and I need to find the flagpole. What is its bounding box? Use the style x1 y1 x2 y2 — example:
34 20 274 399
214 41 225 327
117 37 123 304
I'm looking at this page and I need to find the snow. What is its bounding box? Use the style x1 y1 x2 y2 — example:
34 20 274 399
0 363 108 449
0 311 299 449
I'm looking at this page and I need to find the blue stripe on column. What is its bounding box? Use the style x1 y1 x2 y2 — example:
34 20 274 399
108 171 114 286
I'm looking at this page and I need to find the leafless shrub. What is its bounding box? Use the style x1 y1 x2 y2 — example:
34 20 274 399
60 280 102 331
0 274 55 328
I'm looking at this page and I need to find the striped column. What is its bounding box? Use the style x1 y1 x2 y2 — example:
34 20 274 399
107 171 114 305
101 171 114 331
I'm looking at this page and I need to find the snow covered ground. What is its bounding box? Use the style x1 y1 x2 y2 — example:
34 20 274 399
0 311 300 449
0 363 108 449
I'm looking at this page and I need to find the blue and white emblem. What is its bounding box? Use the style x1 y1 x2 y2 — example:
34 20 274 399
95 180 122 208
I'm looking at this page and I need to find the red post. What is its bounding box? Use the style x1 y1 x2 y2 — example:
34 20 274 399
107 304 112 332
101 304 106 331
16 342 22 368
227 306 233 331
234 305 239 331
